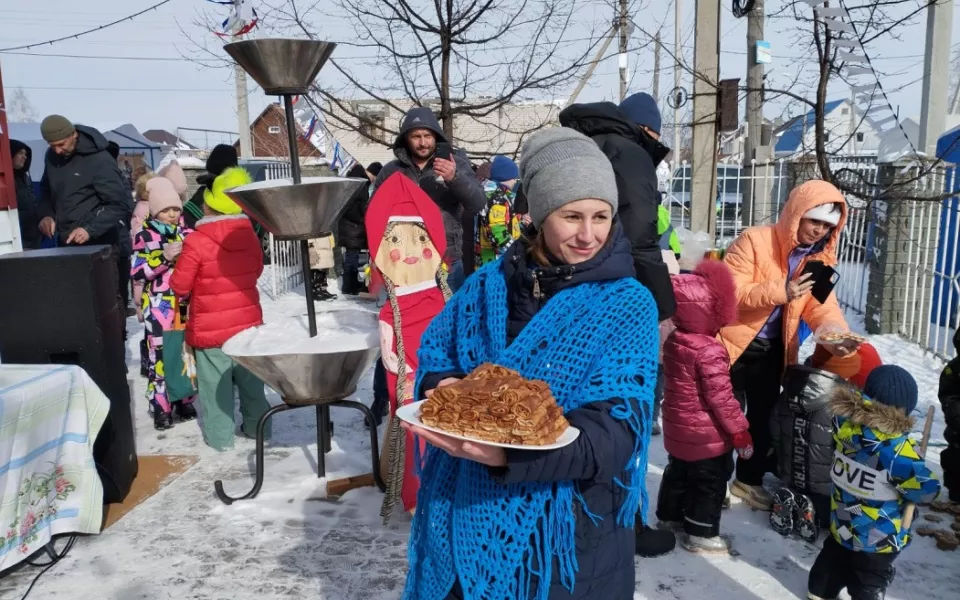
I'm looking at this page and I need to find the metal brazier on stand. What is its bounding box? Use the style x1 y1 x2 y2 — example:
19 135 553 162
213 38 379 505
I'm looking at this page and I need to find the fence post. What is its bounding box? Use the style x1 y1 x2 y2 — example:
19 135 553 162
865 159 943 336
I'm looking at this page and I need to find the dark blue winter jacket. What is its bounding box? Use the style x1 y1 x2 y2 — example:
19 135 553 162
423 222 639 600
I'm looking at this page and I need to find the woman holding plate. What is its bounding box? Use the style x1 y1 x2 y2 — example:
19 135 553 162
719 180 862 511
400 128 659 600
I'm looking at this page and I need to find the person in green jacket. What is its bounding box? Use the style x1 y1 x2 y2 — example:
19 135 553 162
658 203 681 258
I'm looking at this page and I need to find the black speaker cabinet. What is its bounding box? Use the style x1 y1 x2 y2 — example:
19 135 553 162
0 245 137 503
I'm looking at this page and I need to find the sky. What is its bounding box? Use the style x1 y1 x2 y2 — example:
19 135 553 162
1 0 958 149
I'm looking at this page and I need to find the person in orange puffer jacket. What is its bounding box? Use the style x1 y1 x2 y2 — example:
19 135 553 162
719 180 861 511
169 166 270 451
656 259 752 555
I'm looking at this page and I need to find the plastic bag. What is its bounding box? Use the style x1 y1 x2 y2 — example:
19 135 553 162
675 227 713 271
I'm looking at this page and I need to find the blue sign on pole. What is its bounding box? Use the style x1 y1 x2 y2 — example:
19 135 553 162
756 40 772 64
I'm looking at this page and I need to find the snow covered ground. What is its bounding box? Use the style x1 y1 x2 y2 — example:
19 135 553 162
1 292 958 600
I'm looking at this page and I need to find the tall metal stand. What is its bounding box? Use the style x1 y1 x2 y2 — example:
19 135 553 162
214 37 378 506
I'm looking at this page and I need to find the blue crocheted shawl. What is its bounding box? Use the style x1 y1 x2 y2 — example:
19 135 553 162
404 258 659 600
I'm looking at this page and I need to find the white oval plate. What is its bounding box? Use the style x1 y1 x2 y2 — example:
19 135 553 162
395 400 580 451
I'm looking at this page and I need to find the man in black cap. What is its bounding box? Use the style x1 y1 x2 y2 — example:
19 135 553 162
183 143 239 229
38 115 133 320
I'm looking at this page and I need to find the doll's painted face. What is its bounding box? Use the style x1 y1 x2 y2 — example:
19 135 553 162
375 221 442 287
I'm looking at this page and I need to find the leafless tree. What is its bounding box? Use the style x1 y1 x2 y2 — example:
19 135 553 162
181 0 622 159
639 0 942 199
7 88 38 123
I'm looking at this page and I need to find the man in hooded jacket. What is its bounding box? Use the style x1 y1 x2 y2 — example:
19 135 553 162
37 115 133 325
560 93 678 558
559 93 676 322
372 107 485 291
9 140 43 250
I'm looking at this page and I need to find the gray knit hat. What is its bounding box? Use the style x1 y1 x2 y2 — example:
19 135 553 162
40 115 76 143
519 127 618 227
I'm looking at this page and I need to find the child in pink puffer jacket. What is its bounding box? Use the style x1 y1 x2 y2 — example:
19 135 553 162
656 259 752 555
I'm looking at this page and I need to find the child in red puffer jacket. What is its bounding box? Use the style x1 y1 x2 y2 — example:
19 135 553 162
656 259 752 555
169 166 269 452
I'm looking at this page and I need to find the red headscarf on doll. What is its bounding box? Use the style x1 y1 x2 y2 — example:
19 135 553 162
365 172 447 295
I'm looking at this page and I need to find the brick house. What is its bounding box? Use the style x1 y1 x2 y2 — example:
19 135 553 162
323 98 560 167
238 103 323 160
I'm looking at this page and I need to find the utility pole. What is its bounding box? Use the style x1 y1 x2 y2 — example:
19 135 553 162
673 0 682 165
652 31 661 103
743 0 764 166
233 0 252 158
918 0 953 155
619 0 629 102
741 0 776 226
690 0 720 238
566 27 618 107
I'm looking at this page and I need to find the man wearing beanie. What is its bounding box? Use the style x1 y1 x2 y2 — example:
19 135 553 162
37 115 134 319
561 95 677 557
807 365 941 600
372 107 484 292
559 92 675 323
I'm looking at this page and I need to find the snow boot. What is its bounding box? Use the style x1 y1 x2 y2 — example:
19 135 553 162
731 480 774 511
722 484 732 509
311 271 338 301
656 520 683 533
652 420 662 435
807 594 837 600
794 493 819 543
176 402 198 422
770 487 796 536
635 524 676 557
154 410 174 431
680 534 729 554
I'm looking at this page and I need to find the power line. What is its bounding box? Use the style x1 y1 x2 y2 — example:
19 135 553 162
0 0 174 52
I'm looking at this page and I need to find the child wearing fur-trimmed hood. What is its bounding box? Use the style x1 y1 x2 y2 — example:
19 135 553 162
807 365 941 600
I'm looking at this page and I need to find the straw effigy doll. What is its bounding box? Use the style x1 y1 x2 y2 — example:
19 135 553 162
365 173 452 520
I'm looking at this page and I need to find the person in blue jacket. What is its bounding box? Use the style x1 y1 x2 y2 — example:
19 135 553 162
808 365 941 600
402 128 658 600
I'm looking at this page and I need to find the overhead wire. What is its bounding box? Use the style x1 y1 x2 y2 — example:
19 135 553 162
0 0 174 52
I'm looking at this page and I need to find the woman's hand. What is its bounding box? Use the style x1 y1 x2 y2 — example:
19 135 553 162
401 422 507 467
425 377 461 398
822 338 861 357
786 272 814 301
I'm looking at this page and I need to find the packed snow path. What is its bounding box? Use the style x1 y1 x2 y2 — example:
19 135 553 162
1 292 958 600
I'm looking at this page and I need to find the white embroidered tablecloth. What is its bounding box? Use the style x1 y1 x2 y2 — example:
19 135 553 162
0 364 108 571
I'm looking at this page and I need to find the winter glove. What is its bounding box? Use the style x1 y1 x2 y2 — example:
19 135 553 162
732 431 754 459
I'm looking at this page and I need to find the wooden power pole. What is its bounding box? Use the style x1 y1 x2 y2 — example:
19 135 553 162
652 31 661 102
619 0 629 101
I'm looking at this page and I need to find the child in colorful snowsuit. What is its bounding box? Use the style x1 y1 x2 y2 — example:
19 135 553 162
938 329 960 503
656 259 753 554
169 167 271 452
132 170 155 376
131 171 197 430
808 365 941 600
474 155 521 269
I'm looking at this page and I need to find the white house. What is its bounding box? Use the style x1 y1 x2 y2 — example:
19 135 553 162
774 98 881 159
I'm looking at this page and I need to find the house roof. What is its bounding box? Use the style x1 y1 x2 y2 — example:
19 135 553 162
774 99 845 154
143 129 199 150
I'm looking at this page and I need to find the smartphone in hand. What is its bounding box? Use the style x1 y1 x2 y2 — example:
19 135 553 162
435 142 452 161
801 260 839 304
